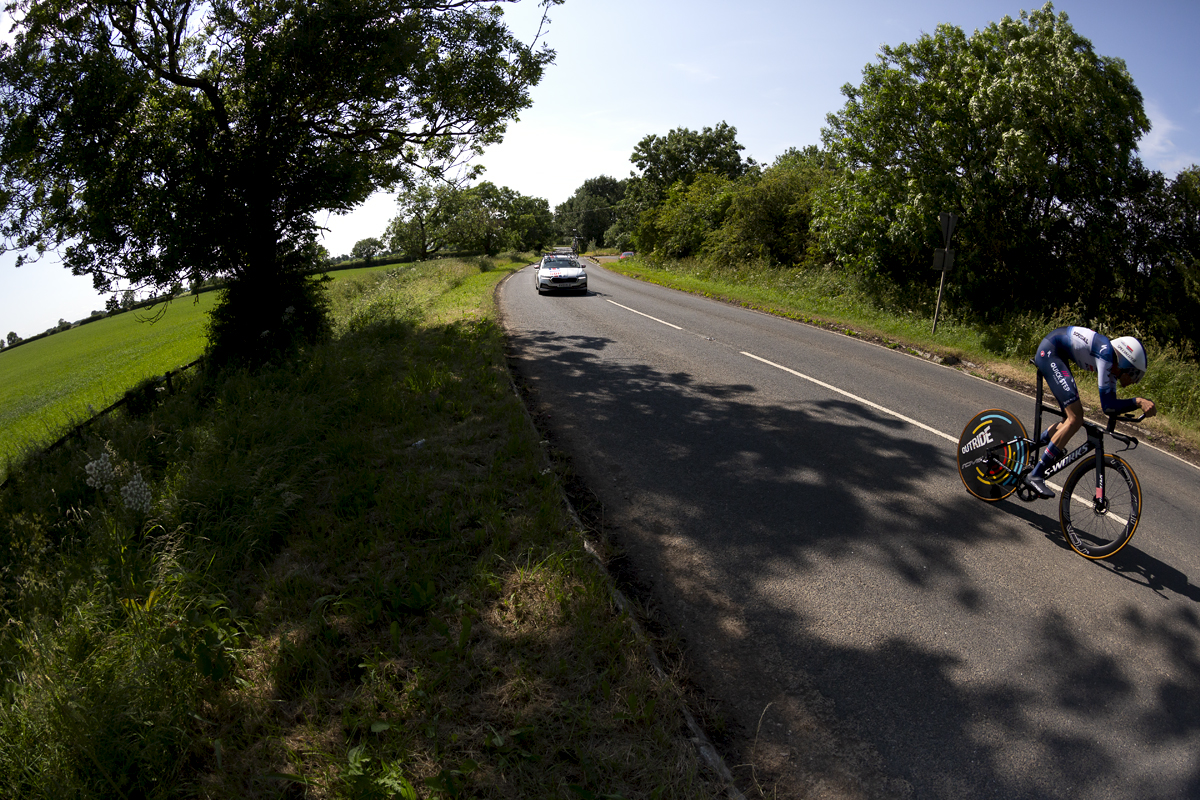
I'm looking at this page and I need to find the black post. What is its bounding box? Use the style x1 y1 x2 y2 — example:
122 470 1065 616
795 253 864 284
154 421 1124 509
931 212 958 335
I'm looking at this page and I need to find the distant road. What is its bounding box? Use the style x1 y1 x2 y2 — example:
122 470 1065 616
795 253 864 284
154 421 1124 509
498 261 1200 799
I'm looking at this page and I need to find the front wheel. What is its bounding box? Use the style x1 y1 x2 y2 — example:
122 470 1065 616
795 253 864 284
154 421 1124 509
1058 454 1141 559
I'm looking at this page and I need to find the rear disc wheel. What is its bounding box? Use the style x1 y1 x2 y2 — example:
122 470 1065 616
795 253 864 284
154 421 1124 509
957 409 1028 502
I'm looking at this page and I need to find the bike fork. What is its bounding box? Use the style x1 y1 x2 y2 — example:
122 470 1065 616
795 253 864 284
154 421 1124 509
1090 436 1107 511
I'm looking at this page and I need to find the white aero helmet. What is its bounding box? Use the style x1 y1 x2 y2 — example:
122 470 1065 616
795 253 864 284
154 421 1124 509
1111 336 1147 384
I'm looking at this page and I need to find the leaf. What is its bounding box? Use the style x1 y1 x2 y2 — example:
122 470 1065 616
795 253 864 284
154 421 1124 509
457 614 472 651
390 620 402 651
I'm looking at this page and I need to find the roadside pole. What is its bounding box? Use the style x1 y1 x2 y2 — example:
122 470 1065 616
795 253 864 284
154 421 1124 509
931 212 958 335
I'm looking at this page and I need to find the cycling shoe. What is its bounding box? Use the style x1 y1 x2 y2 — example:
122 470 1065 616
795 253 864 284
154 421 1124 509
1024 474 1055 499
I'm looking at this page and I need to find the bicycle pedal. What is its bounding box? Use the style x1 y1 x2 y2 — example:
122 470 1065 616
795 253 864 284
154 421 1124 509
1015 484 1039 503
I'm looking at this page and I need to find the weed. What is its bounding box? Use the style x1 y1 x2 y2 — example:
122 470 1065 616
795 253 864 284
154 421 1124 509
0 256 725 798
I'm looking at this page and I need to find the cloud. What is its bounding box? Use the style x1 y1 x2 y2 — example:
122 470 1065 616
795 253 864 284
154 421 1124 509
1140 102 1178 157
672 62 720 83
1140 101 1199 175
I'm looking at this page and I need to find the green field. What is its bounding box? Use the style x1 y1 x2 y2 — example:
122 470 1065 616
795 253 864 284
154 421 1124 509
0 297 215 471
0 266 397 477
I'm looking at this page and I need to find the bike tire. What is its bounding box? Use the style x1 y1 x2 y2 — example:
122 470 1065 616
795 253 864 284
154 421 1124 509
1058 454 1141 559
957 409 1028 502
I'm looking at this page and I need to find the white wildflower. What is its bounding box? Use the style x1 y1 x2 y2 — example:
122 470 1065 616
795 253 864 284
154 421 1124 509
84 452 117 493
121 470 153 514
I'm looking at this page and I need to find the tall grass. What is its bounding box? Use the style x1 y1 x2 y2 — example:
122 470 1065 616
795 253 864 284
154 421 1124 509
0 265 408 480
0 256 723 798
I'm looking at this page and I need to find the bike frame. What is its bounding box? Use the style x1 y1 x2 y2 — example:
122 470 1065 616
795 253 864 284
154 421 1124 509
1026 371 1138 506
974 370 1138 506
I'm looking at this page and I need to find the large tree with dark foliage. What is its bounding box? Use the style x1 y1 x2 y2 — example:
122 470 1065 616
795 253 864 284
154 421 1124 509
817 3 1149 322
555 175 625 249
386 179 553 258
386 179 458 262
612 122 753 254
630 121 751 199
0 0 559 365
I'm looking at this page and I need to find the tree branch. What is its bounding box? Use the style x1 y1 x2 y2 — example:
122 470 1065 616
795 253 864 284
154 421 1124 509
106 2 230 131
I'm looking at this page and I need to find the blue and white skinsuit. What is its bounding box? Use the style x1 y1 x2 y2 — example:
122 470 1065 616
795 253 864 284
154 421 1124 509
1026 326 1138 490
1033 326 1139 417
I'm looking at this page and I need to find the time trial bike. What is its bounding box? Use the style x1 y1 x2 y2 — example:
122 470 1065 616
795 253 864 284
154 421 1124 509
957 365 1145 559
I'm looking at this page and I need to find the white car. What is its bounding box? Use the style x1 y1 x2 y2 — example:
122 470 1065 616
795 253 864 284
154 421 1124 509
533 255 588 295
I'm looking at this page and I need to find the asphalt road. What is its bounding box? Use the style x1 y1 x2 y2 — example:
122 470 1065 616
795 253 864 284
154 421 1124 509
498 261 1200 799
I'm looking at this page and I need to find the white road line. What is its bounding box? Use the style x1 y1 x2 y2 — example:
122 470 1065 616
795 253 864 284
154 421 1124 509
741 350 1082 495
605 299 683 330
741 350 957 443
600 304 1120 509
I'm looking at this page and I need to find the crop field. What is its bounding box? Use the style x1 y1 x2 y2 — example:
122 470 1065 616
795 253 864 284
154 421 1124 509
0 297 214 473
0 265 395 477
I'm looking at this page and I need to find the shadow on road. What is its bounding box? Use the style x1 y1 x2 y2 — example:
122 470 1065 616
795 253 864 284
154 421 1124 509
505 325 1200 800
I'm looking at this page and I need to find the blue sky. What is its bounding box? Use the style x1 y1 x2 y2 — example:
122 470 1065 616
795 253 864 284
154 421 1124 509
2 0 1197 340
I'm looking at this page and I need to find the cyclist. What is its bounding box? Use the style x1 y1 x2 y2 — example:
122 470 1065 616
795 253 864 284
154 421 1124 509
1025 326 1156 498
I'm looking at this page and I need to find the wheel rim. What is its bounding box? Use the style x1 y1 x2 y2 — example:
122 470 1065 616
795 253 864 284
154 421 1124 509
1059 455 1139 559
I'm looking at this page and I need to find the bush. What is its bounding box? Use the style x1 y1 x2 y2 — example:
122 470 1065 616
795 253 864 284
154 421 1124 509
204 268 331 370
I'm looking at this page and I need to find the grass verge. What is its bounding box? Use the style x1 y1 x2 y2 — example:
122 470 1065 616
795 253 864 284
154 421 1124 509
0 265 404 480
0 254 725 798
602 256 1200 459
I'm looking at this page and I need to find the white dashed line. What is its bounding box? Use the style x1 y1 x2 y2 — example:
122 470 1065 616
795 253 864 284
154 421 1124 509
605 299 683 330
741 350 957 443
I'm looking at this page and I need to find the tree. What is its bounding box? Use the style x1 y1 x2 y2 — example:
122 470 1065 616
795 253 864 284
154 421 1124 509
442 182 509 256
706 146 835 267
637 173 733 258
431 181 551 255
351 238 385 264
816 3 1149 321
0 0 560 366
630 122 752 199
1116 165 1200 347
385 180 457 262
506 193 554 253
612 123 753 255
6 331 21 346
555 176 626 248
